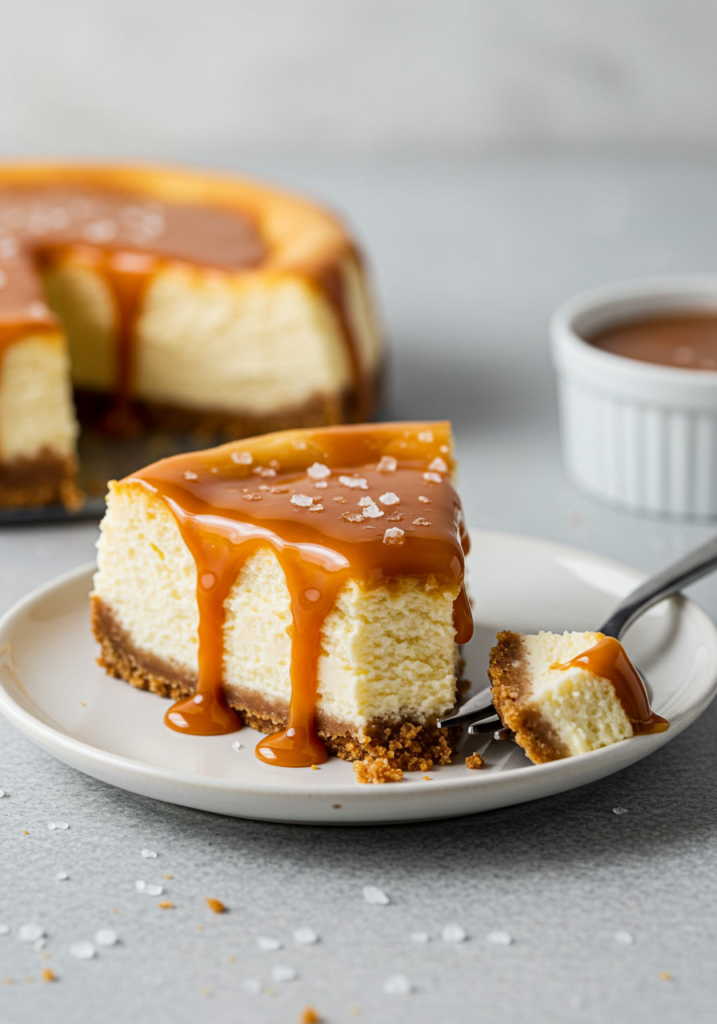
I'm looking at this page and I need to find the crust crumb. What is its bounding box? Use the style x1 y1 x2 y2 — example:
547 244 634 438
300 1008 322 1024
354 757 404 784
158 901 175 909
205 898 226 914
659 972 674 982
465 752 485 769
41 968 56 983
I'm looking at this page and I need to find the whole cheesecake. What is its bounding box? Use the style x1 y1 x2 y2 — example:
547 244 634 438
91 422 472 780
0 163 382 508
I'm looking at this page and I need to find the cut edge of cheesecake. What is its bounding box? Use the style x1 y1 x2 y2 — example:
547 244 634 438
488 629 636 764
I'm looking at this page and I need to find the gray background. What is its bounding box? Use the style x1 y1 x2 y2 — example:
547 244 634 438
3 3 717 1022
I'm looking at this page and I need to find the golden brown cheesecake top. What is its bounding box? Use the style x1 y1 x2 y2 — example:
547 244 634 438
125 422 473 767
551 635 668 735
0 165 376 431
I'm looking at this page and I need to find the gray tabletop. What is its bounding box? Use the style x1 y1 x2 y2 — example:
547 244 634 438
2 155 717 1024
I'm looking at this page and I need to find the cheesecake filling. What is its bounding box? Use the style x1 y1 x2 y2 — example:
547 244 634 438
126 423 472 767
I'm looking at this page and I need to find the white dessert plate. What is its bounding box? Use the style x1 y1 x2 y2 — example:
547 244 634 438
0 529 716 825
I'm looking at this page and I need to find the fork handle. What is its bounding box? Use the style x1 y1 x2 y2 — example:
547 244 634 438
599 533 717 640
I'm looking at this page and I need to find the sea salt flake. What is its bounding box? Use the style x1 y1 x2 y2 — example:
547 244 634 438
363 503 384 519
418 495 431 504
257 936 282 952
358 496 374 506
313 481 328 489
19 924 45 943
231 740 242 751
183 471 198 481
254 467 277 478
613 807 628 815
413 518 431 527
56 822 69 830
271 965 297 983
384 974 411 995
442 924 466 943
333 496 348 503
56 871 69 881
342 512 365 523
383 527 405 546
242 979 262 994
34 937 47 951
242 492 262 501
362 885 390 905
410 931 429 943
428 457 449 474
144 884 164 897
307 462 330 480
339 475 369 490
95 928 119 947
291 494 314 507
379 492 400 505
294 927 318 945
487 931 513 946
376 456 397 472
135 880 147 891
271 486 289 494
70 941 96 960
423 472 442 484
258 484 271 491
308 504 324 512
387 512 404 522
141 849 157 859
615 930 634 945
417 431 434 443
0 924 8 936
231 451 252 465
83 219 117 243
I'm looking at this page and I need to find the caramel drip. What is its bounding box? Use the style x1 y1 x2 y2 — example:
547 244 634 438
552 635 669 735
132 424 472 767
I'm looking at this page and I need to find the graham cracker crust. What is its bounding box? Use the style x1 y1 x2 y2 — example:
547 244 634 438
488 630 569 764
0 448 82 510
91 595 457 773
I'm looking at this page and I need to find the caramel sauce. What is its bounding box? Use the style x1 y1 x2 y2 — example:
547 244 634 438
129 423 472 767
0 180 378 431
588 314 717 371
552 635 669 735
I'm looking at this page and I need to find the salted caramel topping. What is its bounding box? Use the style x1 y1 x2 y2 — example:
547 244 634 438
588 314 717 371
129 423 472 768
552 635 669 735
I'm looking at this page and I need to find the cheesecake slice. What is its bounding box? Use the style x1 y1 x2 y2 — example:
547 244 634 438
488 630 668 763
0 163 382 508
91 422 472 777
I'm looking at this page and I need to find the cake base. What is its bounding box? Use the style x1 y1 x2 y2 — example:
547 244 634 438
0 449 81 510
91 596 456 772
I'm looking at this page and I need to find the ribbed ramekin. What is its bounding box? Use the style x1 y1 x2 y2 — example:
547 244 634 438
551 275 717 519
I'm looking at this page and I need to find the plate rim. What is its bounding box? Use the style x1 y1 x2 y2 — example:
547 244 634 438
0 529 716 807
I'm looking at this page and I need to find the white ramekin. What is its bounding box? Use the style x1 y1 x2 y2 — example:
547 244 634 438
551 274 717 519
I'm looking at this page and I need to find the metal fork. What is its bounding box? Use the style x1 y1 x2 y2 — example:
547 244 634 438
437 532 717 734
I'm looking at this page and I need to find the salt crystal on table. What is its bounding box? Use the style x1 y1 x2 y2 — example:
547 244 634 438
384 974 411 995
70 941 96 960
56 871 69 881
257 936 282 952
294 927 318 945
487 931 513 946
613 807 628 815
615 930 634 945
95 929 119 947
271 965 297 983
144 884 163 897
19 924 45 943
362 885 390 906
135 880 147 891
0 924 9 936
442 924 466 943
141 849 157 859
231 741 242 751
